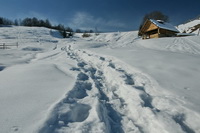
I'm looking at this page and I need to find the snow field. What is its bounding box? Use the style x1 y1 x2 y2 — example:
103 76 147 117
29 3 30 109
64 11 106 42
37 45 200 133
137 36 200 55
1 26 200 133
82 31 200 112
0 27 75 133
0 62 75 133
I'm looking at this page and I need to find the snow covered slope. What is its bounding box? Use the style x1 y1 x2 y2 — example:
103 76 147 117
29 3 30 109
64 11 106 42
0 26 76 133
177 16 200 34
1 26 200 133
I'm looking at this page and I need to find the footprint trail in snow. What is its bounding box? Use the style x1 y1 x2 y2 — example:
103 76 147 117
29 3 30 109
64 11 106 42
38 46 200 133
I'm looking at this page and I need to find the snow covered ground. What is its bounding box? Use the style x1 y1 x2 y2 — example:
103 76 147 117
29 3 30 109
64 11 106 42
177 18 200 34
0 26 200 133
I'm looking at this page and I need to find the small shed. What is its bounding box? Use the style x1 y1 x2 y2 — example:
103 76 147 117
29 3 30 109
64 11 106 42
139 19 179 39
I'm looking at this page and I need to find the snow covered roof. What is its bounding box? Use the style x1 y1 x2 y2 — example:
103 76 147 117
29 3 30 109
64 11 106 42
150 19 179 32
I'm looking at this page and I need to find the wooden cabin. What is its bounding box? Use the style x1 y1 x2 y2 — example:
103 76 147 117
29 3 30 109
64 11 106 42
139 19 179 39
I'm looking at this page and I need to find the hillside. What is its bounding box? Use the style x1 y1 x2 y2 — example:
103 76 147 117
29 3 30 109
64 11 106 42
0 26 200 133
177 16 200 34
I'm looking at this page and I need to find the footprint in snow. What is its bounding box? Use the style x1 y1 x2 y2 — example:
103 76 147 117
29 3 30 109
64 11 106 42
0 66 6 71
77 62 87 68
184 87 191 90
11 126 20 132
99 57 105 61
59 103 91 123
77 72 89 81
70 67 80 71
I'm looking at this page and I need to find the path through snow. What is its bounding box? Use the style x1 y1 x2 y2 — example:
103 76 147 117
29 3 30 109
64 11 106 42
37 46 200 133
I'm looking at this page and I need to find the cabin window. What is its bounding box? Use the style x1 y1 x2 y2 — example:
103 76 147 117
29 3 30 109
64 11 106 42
146 29 158 35
151 29 158 34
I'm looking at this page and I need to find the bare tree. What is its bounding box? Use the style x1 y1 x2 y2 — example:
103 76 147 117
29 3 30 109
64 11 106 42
76 29 82 33
95 27 99 36
138 11 169 36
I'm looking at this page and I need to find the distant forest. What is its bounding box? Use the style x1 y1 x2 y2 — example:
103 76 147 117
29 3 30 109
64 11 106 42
0 17 95 35
0 17 73 32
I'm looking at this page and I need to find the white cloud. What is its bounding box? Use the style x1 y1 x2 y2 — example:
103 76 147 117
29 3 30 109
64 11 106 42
17 11 46 20
68 12 126 31
17 11 59 25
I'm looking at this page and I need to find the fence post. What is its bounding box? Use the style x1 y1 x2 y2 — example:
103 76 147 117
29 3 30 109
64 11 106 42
3 43 5 49
17 42 19 48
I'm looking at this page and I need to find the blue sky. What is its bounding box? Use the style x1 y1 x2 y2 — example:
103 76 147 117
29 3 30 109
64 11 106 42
0 0 199 32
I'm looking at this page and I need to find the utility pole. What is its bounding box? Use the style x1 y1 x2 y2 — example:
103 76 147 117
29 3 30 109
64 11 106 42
95 27 99 36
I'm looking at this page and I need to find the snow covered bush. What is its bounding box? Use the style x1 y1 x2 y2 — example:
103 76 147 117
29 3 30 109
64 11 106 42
82 33 91 38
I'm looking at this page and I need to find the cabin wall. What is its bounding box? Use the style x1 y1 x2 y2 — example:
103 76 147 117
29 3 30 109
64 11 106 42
143 33 159 39
160 29 177 37
143 29 177 39
150 33 159 38
146 23 158 32
142 29 159 39
141 21 158 33
142 34 148 39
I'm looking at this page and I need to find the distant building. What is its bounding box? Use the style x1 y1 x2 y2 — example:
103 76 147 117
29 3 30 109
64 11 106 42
187 24 200 34
139 19 179 39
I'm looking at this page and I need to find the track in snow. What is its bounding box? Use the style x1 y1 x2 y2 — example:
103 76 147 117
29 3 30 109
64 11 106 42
169 37 200 54
38 45 199 133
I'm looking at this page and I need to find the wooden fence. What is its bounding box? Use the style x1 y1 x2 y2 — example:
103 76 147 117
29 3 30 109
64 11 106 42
0 43 18 49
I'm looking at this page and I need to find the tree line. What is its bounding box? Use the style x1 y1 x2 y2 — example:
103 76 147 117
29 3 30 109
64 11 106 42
0 17 14 25
0 17 95 33
1 17 69 30
0 17 75 38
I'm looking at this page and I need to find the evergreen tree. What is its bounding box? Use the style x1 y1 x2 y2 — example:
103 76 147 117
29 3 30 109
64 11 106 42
62 30 67 38
14 19 19 26
39 19 45 27
32 17 39 26
22 18 32 26
89 30 94 33
66 27 73 32
45 19 52 28
0 17 3 25
76 29 82 33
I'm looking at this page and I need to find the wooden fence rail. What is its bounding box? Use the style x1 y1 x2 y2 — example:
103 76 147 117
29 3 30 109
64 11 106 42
0 43 18 49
